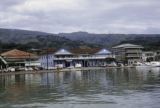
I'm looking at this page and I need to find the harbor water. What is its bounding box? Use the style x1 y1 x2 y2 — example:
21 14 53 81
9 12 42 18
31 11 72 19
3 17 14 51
0 67 160 108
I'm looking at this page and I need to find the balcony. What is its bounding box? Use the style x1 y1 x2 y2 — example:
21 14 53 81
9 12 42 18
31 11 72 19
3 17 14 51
126 55 142 58
126 50 142 53
54 55 115 60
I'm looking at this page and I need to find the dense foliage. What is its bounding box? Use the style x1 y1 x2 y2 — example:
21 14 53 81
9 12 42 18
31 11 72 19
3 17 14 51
120 36 160 51
0 28 160 51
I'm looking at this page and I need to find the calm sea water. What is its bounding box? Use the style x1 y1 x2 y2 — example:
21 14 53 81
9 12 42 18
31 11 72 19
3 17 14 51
0 67 160 108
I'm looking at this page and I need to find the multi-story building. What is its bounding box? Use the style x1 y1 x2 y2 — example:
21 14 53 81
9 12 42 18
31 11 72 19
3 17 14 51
39 48 116 69
112 44 143 65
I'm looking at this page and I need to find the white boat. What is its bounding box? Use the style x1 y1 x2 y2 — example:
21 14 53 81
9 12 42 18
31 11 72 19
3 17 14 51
133 62 147 67
135 61 160 67
149 61 160 67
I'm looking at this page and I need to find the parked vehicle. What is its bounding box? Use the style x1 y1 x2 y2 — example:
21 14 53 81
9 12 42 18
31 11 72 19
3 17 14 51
7 67 15 72
75 64 82 68
25 67 33 71
55 64 64 68
15 67 26 71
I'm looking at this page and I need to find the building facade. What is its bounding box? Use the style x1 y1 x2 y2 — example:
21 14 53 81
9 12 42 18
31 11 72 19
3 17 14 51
142 51 156 62
154 50 160 61
112 44 143 65
39 48 116 69
0 49 40 68
39 54 55 69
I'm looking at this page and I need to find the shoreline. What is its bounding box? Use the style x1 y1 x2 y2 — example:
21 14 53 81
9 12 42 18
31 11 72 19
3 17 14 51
0 66 136 76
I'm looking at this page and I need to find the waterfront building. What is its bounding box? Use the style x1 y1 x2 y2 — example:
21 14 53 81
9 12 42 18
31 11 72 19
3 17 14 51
142 51 156 62
39 48 115 69
39 49 56 69
112 44 143 65
154 50 160 61
0 49 40 68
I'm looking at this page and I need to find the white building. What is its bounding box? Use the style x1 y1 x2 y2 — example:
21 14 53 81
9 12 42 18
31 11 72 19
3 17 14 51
112 44 143 65
39 48 116 69
142 51 156 62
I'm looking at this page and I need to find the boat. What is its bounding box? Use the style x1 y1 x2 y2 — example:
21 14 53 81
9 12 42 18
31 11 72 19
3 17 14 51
134 61 160 67
133 62 147 67
149 61 160 67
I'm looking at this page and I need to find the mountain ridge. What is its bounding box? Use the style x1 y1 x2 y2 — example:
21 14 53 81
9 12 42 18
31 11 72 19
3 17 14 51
0 28 160 50
0 28 101 50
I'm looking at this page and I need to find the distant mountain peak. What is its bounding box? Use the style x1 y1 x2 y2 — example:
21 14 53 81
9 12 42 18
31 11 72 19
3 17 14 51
72 31 89 34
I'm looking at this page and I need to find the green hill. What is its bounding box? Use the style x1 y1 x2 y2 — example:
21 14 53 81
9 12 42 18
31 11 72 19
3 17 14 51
0 28 160 51
0 28 101 51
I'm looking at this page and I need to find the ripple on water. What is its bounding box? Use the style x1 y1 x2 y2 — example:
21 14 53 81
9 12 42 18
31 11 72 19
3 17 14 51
0 68 160 108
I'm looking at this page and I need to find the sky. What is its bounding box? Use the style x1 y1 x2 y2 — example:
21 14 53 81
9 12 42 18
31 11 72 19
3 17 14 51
0 0 160 34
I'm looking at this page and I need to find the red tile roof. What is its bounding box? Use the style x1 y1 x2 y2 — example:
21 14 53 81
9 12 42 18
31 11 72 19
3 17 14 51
1 49 37 59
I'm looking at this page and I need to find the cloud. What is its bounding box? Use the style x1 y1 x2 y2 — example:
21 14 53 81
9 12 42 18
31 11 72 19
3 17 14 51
0 0 160 34
0 0 24 10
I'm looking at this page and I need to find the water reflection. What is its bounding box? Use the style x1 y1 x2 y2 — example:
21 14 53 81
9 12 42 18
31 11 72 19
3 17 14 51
0 68 160 108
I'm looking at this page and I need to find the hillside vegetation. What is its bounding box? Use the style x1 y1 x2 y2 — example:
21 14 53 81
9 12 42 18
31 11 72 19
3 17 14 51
0 28 160 51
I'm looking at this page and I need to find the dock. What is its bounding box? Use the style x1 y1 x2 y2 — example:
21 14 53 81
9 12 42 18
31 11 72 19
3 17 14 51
0 66 135 76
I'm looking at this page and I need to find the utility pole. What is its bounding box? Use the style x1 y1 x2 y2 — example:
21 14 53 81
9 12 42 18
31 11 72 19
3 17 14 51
47 49 49 70
29 53 31 67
